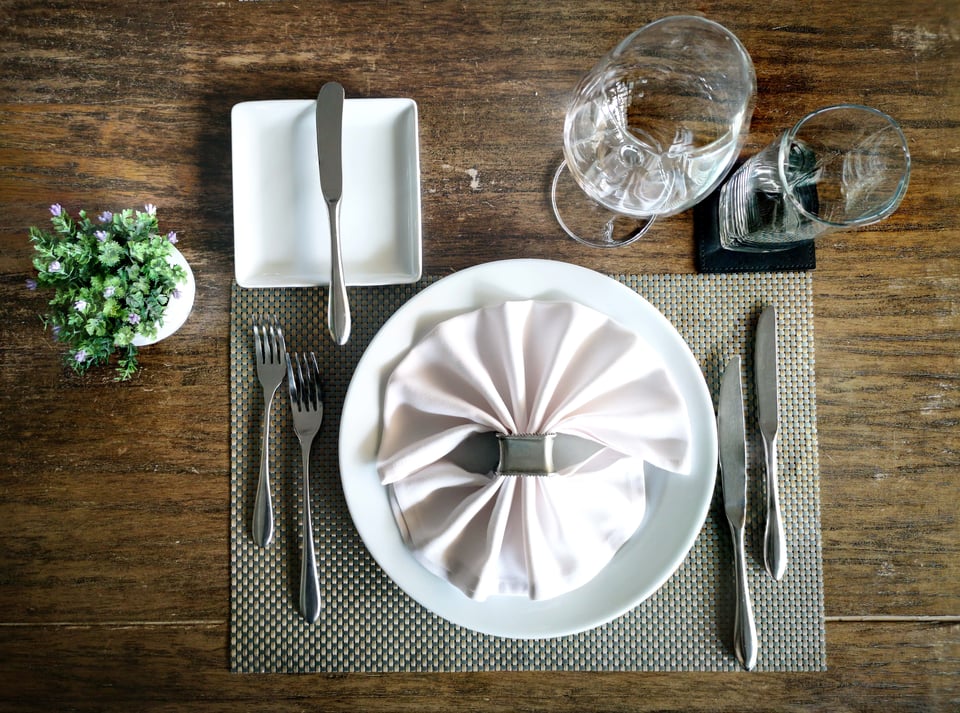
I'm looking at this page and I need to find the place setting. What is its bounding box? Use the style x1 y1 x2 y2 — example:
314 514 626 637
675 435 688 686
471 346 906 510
227 15 910 673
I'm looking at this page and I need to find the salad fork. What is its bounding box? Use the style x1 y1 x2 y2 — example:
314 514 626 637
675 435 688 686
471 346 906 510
287 351 324 623
252 316 287 548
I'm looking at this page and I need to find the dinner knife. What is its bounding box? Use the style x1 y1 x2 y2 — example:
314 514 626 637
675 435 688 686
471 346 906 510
316 81 351 345
756 305 787 580
718 356 758 671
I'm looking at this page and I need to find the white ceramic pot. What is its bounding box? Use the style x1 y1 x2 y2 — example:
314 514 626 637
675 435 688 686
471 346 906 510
131 246 196 347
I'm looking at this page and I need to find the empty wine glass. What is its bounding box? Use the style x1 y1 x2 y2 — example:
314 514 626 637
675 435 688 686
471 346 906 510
552 15 756 247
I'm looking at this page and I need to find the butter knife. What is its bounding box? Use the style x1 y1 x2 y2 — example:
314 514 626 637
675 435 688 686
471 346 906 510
756 306 787 580
718 356 758 671
316 82 351 345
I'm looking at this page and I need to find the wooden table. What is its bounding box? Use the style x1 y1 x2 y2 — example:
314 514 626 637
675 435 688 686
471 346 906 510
1 1 957 710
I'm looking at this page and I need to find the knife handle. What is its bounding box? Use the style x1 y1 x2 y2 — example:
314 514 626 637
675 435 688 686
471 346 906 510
326 198 351 345
763 436 787 580
732 524 758 670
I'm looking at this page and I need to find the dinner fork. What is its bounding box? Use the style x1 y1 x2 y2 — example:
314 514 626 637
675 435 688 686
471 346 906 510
252 316 287 548
287 351 324 623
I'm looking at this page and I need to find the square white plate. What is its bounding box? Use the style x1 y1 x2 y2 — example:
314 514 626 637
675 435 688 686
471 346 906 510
231 98 422 287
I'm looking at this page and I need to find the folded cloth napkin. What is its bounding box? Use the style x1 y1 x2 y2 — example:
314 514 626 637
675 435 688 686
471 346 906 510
376 300 692 601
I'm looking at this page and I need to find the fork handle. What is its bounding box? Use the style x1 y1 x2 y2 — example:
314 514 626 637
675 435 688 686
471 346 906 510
299 437 322 623
252 387 276 547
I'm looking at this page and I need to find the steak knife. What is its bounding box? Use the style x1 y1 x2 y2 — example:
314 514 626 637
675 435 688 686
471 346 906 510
316 81 351 345
718 356 758 671
756 305 786 580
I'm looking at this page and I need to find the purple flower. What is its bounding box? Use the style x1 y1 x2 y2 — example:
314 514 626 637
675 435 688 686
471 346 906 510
52 325 62 340
171 288 182 300
50 203 63 217
48 260 62 273
74 299 88 312
103 286 115 298
25 279 37 290
74 349 87 363
166 231 178 244
95 230 108 242
98 211 113 223
128 313 141 325
144 203 156 216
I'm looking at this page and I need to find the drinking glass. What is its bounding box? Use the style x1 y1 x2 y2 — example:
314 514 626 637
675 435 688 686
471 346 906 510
718 104 911 252
552 15 756 247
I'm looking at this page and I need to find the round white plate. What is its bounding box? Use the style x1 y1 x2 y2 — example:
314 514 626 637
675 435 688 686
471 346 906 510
339 259 718 639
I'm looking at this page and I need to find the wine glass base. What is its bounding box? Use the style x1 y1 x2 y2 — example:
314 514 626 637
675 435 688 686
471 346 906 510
551 161 655 248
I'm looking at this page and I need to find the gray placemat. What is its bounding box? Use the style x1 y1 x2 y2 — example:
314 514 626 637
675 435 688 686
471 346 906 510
229 271 825 672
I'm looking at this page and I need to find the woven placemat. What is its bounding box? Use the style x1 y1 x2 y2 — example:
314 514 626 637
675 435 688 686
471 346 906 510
229 271 825 672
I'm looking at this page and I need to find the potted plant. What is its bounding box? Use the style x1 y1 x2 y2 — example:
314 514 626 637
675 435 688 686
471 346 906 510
28 203 195 380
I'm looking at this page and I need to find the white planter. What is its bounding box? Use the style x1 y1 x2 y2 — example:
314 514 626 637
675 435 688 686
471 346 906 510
131 246 196 347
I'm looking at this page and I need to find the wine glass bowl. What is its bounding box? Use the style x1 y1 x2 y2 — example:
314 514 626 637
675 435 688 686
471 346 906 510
554 16 756 247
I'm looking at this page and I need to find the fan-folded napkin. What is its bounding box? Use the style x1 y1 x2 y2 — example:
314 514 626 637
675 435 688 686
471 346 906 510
376 300 692 601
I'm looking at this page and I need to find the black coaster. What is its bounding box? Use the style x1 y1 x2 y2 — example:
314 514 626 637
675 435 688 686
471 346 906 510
693 185 816 273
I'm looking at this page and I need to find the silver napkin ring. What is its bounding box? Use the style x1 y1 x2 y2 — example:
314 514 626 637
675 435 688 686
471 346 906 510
495 433 556 476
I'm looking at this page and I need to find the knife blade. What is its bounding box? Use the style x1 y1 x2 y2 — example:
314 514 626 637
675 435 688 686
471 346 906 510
718 356 758 671
756 305 786 580
316 81 351 345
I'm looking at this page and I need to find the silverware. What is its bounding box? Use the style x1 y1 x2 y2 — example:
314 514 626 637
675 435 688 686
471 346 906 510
316 81 351 346
251 316 287 548
756 305 786 581
718 356 758 671
287 351 324 623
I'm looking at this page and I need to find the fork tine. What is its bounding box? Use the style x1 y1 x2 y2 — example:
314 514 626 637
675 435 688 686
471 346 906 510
258 315 284 366
301 353 314 409
287 351 299 406
275 320 287 362
266 316 278 364
297 352 307 402
253 319 264 363
307 352 322 409
286 352 321 411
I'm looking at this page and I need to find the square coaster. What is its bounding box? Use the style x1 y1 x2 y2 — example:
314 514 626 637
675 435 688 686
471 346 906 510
694 185 816 273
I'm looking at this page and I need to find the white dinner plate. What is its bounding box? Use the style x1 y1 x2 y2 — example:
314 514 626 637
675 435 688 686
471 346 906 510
339 259 718 639
231 98 422 288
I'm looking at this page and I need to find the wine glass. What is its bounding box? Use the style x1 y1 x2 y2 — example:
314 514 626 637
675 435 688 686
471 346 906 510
552 15 756 247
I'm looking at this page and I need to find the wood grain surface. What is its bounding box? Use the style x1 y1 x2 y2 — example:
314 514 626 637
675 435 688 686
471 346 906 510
1 0 958 710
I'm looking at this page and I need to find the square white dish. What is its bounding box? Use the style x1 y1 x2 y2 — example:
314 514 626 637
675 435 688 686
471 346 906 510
231 98 422 287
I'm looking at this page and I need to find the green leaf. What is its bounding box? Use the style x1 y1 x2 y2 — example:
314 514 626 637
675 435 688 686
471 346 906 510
102 297 120 318
113 326 134 347
98 240 123 267
129 241 148 263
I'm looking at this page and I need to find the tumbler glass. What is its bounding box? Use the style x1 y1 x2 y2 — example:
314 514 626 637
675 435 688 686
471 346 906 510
718 104 911 252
